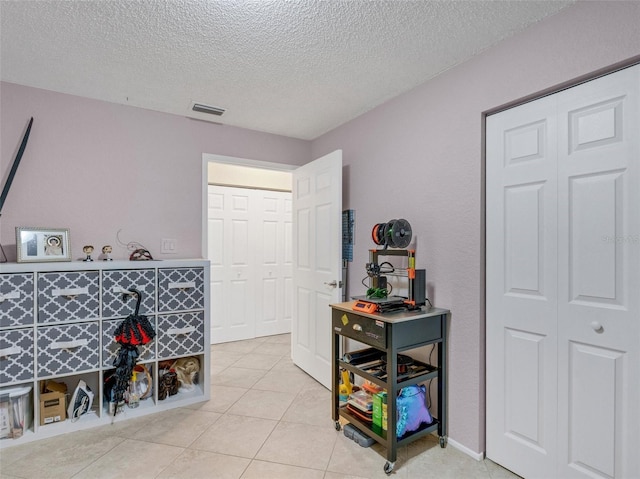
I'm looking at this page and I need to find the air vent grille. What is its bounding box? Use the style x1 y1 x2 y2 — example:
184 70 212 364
192 103 225 116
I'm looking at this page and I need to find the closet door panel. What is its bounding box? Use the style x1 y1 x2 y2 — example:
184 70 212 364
207 185 254 343
557 65 640 479
486 95 558 478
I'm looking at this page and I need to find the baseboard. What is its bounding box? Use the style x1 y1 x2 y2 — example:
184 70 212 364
447 437 485 461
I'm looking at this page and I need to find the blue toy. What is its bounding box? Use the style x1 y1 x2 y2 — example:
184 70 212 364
396 384 433 437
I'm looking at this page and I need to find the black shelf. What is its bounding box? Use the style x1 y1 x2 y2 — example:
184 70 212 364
340 347 439 386
338 405 441 447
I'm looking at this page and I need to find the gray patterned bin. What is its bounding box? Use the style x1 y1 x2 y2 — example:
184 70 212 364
0 328 34 384
102 318 156 367
157 312 204 359
158 268 204 312
38 271 100 323
102 269 156 318
37 322 99 377
0 273 34 328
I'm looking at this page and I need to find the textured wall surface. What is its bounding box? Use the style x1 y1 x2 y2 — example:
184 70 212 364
312 1 640 454
0 83 309 261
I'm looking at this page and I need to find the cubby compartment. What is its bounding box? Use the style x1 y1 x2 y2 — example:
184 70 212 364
102 318 156 367
38 371 100 430
158 267 205 312
157 312 205 358
157 354 205 403
0 327 34 384
101 269 156 318
0 273 34 328
37 271 100 323
1 384 33 441
103 362 155 416
37 321 100 377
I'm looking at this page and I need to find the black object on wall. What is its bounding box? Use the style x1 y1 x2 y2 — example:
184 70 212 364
0 117 34 217
0 117 34 262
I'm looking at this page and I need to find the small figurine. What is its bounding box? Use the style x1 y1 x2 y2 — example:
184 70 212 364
158 369 180 400
102 245 113 261
82 245 94 262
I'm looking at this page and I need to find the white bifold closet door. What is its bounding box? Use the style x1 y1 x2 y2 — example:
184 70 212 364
208 185 292 344
486 64 639 479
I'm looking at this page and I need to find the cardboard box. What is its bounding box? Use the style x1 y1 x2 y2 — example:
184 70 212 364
39 391 66 426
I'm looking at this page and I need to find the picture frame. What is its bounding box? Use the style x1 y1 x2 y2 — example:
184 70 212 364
15 227 71 263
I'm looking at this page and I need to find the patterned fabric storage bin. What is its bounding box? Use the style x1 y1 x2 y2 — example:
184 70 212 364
0 273 34 328
102 318 156 367
37 322 99 377
102 269 156 318
157 312 204 359
0 328 34 384
37 271 100 323
158 268 205 312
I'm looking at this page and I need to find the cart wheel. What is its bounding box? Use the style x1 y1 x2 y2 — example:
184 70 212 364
439 436 447 448
334 421 341 431
384 461 395 475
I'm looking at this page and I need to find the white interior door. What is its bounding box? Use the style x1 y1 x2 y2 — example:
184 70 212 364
292 150 342 389
486 64 640 479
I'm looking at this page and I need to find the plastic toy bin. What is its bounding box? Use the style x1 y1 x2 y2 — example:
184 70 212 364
0 385 33 440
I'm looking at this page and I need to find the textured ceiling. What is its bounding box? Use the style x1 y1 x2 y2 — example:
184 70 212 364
1 1 572 140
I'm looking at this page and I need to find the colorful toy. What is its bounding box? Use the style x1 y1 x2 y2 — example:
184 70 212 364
396 384 433 438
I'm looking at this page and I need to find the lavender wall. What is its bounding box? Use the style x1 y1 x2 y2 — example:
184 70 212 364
0 83 309 261
312 1 640 454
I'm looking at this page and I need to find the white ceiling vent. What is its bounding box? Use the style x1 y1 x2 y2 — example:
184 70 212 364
191 102 225 116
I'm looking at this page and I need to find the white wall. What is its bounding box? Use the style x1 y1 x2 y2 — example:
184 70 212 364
311 1 640 454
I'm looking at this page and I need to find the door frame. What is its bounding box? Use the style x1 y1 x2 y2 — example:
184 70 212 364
201 153 296 260
482 56 640 456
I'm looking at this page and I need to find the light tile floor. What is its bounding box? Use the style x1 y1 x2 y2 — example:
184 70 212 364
0 334 520 479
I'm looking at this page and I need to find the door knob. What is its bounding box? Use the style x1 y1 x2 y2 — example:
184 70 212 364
324 280 340 288
590 321 604 333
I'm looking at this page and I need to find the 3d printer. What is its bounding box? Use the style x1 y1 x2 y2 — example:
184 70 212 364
352 219 426 314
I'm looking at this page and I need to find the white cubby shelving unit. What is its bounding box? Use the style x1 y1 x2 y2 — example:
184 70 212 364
0 259 210 447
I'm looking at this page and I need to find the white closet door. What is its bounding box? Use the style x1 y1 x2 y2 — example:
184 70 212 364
556 65 639 479
486 95 559 478
208 185 255 343
255 190 293 337
487 64 640 479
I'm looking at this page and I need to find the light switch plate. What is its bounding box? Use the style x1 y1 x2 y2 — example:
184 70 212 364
161 238 177 254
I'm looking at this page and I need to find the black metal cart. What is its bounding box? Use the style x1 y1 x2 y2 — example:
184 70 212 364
331 302 449 475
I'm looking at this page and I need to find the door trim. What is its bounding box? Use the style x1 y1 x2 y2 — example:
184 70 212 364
201 153 296 259
484 56 640 118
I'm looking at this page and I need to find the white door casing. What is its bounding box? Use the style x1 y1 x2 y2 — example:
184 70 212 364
486 65 639 479
292 150 343 389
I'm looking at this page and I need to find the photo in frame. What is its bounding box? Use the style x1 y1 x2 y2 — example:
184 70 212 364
15 227 71 263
